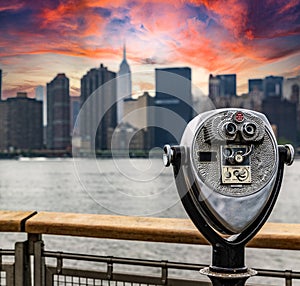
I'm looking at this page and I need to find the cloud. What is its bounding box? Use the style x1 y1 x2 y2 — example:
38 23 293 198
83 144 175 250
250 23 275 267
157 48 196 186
2 0 299 65
70 86 80 96
0 2 25 12
2 82 36 99
134 81 155 95
0 0 299 97
281 64 300 78
139 57 169 65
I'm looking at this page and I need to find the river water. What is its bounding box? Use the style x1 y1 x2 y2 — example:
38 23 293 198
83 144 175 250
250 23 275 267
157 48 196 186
0 157 299 284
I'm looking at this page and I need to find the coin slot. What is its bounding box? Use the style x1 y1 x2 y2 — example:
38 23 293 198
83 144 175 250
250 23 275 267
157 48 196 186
198 151 217 162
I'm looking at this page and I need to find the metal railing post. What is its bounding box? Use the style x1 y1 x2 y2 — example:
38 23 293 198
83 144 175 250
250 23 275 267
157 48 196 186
14 241 31 286
34 240 45 286
27 233 45 286
285 270 293 286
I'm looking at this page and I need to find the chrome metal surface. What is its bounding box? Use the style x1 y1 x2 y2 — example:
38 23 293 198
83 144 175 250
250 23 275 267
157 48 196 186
163 144 173 167
284 144 295 166
200 267 257 279
178 108 280 234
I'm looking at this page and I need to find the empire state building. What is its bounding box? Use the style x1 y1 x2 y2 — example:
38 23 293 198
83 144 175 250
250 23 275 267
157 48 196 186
117 44 132 124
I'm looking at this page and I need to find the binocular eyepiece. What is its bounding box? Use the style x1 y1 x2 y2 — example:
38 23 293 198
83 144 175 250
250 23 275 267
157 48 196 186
224 121 257 138
224 122 237 135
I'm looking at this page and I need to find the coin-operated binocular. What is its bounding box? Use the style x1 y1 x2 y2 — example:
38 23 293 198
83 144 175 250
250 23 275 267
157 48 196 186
164 109 294 286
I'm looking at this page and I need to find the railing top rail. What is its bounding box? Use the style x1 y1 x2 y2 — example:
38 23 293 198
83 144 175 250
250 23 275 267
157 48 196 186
0 210 299 250
0 210 37 232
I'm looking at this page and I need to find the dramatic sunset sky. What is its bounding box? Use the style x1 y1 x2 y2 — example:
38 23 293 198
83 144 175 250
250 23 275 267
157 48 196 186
0 0 299 98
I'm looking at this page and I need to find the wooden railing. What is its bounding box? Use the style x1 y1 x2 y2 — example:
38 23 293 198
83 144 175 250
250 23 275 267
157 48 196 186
0 210 299 285
0 210 299 250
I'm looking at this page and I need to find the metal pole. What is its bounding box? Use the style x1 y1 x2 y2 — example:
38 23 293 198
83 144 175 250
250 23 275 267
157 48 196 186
15 241 31 286
208 277 249 286
199 245 256 286
34 239 45 286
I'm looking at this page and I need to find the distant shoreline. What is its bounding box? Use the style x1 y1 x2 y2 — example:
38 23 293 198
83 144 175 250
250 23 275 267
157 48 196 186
0 150 160 159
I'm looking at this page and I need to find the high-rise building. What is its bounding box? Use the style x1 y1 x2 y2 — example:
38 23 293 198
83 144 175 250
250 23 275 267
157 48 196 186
283 76 300 103
70 96 80 132
35 85 44 101
0 69 2 101
35 85 47 126
283 76 300 139
262 97 297 145
263 76 283 98
109 122 145 151
209 74 221 100
249 79 263 93
123 91 154 149
80 64 117 150
47 74 70 150
123 92 153 129
209 74 236 100
117 44 132 124
219 74 236 97
0 92 43 151
153 67 193 147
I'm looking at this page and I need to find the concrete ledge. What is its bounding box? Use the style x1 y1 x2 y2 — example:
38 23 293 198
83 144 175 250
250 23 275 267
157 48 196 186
24 211 300 250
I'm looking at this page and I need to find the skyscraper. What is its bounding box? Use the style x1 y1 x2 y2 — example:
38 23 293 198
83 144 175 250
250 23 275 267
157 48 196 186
283 76 300 139
249 79 263 93
47 73 70 150
0 92 43 151
262 97 297 145
263 76 283 98
117 44 132 124
219 74 236 97
153 67 193 147
123 91 155 150
283 76 300 103
35 85 47 127
80 64 117 150
35 85 44 101
208 74 221 100
209 74 236 100
70 96 80 132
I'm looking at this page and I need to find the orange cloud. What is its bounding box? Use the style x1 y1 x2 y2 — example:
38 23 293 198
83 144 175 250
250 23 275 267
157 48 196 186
39 0 107 37
0 0 299 97
0 45 119 60
205 0 248 37
2 83 36 99
135 81 154 93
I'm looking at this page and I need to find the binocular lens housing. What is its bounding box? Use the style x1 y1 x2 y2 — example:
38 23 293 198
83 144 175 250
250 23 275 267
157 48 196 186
176 109 280 234
223 122 257 138
243 123 256 136
224 122 237 135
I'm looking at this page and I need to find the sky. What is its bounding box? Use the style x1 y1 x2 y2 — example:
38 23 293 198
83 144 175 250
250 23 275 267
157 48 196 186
0 0 300 98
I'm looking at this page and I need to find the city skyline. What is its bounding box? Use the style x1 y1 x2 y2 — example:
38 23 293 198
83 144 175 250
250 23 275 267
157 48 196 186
0 0 299 98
